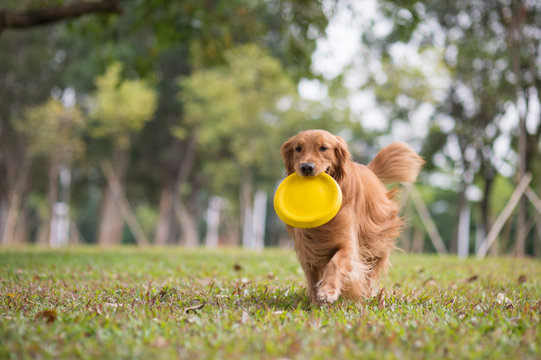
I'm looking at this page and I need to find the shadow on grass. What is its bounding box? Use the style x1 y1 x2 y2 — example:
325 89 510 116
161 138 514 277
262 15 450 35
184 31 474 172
246 288 312 311
205 286 313 312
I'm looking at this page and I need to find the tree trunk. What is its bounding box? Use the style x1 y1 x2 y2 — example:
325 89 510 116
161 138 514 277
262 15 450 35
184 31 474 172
515 115 528 256
154 183 174 245
97 183 123 246
504 1 528 257
205 196 225 248
100 160 148 246
153 137 183 246
174 134 199 246
480 173 494 237
480 172 497 255
534 213 541 257
174 197 199 247
13 201 29 245
241 172 253 248
252 190 267 250
2 191 21 246
0 200 7 243
223 217 241 246
152 132 199 247
0 0 122 33
97 149 128 246
457 202 471 258
1 157 31 245
45 158 60 246
401 201 413 252
411 227 424 253
451 181 467 254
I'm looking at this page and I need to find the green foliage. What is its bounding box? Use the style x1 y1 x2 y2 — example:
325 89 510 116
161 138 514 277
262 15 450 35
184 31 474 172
12 99 85 162
135 204 159 239
180 44 298 193
0 0 340 246
368 48 449 124
361 0 541 253
6 0 539 253
489 175 515 217
1 248 540 359
89 63 158 149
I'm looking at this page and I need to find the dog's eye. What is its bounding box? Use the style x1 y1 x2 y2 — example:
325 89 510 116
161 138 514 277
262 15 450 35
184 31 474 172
295 146 302 152
319 145 328 152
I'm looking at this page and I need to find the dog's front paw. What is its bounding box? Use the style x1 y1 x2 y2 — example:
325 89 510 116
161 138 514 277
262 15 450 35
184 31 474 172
316 283 340 304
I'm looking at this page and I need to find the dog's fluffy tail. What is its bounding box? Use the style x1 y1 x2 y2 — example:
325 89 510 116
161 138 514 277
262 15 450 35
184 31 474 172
368 142 424 184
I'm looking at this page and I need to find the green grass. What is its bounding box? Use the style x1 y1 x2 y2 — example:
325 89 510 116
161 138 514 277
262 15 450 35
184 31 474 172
1 247 540 359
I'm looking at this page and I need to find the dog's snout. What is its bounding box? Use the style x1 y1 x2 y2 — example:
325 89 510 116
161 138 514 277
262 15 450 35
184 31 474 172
300 162 315 176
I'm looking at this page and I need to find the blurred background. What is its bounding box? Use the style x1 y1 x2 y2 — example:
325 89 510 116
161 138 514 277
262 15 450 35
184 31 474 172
1 0 540 258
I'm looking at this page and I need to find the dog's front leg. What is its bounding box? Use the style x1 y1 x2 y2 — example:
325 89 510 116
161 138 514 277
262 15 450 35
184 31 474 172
316 248 353 304
300 264 321 304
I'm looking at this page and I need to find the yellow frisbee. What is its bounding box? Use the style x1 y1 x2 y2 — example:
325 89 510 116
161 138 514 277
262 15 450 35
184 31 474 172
274 172 342 228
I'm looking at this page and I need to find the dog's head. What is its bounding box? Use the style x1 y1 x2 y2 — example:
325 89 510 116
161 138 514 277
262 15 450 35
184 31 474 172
281 130 350 182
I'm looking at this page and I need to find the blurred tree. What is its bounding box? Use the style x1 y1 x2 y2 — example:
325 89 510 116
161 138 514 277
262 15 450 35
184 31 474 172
180 44 297 244
493 0 541 256
181 43 356 245
12 99 84 245
362 0 540 255
53 0 335 245
1 0 339 246
88 63 157 246
0 27 65 245
121 0 334 246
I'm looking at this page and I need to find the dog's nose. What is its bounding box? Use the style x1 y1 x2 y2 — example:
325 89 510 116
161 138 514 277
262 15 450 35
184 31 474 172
300 162 315 176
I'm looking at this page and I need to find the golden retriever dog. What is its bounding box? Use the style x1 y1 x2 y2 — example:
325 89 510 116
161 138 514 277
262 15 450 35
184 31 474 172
280 130 423 305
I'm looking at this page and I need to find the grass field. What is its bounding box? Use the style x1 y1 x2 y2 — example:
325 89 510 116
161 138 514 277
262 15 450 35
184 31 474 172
1 247 540 359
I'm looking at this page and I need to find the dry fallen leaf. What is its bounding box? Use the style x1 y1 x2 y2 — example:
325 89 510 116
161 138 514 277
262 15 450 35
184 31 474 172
93 304 103 316
241 311 250 324
104 302 123 309
496 293 513 308
151 336 169 348
233 263 242 271
465 275 478 283
376 288 386 302
35 309 57 323
376 288 387 309
517 274 527 284
184 302 205 314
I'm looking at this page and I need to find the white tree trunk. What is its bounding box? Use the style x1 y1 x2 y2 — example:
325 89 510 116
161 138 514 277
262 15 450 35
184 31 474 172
251 190 267 251
205 196 226 248
50 164 71 247
457 202 470 259
174 196 199 247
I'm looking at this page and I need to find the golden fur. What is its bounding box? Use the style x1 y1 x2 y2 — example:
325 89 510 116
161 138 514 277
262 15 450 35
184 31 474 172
280 130 424 304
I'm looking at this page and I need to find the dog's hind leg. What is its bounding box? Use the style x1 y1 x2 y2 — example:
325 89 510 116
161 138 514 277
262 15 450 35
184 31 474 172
341 260 372 301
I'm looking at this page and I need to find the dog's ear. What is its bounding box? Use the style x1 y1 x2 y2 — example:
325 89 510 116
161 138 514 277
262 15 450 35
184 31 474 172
280 136 296 176
333 136 350 182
